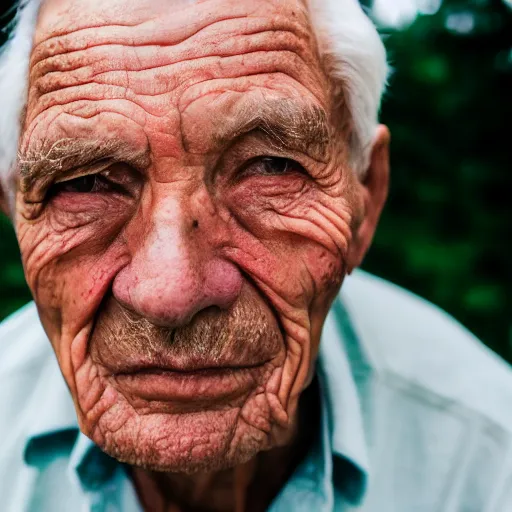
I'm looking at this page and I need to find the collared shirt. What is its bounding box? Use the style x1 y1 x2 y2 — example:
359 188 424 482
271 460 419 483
2 270 512 511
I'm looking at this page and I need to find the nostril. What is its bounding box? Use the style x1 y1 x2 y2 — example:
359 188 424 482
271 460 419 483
192 219 199 229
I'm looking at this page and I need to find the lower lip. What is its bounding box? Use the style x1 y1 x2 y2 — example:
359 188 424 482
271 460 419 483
113 367 260 404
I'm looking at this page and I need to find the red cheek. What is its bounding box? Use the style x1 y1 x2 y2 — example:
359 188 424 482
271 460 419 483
21 197 135 334
59 243 131 330
80 265 118 301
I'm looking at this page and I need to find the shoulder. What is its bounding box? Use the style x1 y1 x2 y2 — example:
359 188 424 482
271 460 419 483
0 302 52 376
340 270 512 432
0 303 56 445
0 305 80 508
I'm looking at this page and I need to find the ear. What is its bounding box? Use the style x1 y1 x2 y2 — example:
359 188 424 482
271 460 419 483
347 124 390 273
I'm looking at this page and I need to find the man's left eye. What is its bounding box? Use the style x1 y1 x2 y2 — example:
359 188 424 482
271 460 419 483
248 157 307 176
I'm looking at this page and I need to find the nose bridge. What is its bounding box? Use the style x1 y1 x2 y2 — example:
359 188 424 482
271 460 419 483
148 181 216 242
144 184 218 270
146 194 196 277
112 185 242 326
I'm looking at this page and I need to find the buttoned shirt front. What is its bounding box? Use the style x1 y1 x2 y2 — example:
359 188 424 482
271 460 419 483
2 270 512 511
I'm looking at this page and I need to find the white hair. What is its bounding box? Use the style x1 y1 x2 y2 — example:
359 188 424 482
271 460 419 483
0 0 387 203
308 0 389 171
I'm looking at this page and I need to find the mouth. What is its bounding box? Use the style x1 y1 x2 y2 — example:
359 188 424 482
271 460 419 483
92 285 285 407
112 361 272 405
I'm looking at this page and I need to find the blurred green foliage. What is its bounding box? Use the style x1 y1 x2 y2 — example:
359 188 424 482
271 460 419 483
0 0 511 359
0 216 30 319
363 0 512 359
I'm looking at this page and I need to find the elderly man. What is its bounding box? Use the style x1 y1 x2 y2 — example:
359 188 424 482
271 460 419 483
0 0 511 510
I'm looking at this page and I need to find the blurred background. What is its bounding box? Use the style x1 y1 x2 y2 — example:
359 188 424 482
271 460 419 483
1 0 511 359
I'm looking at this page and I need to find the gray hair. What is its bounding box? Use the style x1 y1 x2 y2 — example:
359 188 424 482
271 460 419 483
0 0 388 204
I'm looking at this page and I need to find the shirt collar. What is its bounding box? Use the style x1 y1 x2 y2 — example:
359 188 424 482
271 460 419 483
68 432 120 492
271 296 370 510
316 296 371 506
23 349 121 493
23 352 79 467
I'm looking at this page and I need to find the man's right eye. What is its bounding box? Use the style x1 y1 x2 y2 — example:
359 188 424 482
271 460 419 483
50 175 108 195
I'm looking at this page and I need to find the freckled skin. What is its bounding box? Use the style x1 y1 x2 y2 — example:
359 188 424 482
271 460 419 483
10 0 389 509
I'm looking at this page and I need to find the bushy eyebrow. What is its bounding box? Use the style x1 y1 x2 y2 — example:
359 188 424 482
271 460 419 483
211 100 332 162
18 138 151 198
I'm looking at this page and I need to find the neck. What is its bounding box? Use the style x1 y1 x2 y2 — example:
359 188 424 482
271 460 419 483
132 380 320 512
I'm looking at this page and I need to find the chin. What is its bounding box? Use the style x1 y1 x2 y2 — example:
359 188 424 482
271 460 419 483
91 401 273 474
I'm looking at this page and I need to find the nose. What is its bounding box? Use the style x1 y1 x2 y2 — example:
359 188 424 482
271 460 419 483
112 189 242 327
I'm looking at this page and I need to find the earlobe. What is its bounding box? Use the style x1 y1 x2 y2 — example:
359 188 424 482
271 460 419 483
347 124 390 273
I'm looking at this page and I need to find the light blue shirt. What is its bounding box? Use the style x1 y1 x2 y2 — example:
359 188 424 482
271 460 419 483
2 270 512 511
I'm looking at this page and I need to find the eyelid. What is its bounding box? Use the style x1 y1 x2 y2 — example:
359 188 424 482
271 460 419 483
240 155 311 178
53 160 114 184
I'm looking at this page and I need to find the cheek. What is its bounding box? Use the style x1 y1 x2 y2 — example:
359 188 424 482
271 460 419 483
15 194 132 337
224 176 352 311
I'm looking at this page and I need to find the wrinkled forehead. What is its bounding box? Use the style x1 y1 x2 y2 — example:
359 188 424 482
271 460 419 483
22 0 332 157
18 0 336 196
34 0 313 46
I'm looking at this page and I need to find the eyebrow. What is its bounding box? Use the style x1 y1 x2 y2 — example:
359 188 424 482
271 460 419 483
209 99 332 162
18 138 151 198
18 100 332 197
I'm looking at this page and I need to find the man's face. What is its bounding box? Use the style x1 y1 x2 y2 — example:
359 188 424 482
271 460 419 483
14 0 369 472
